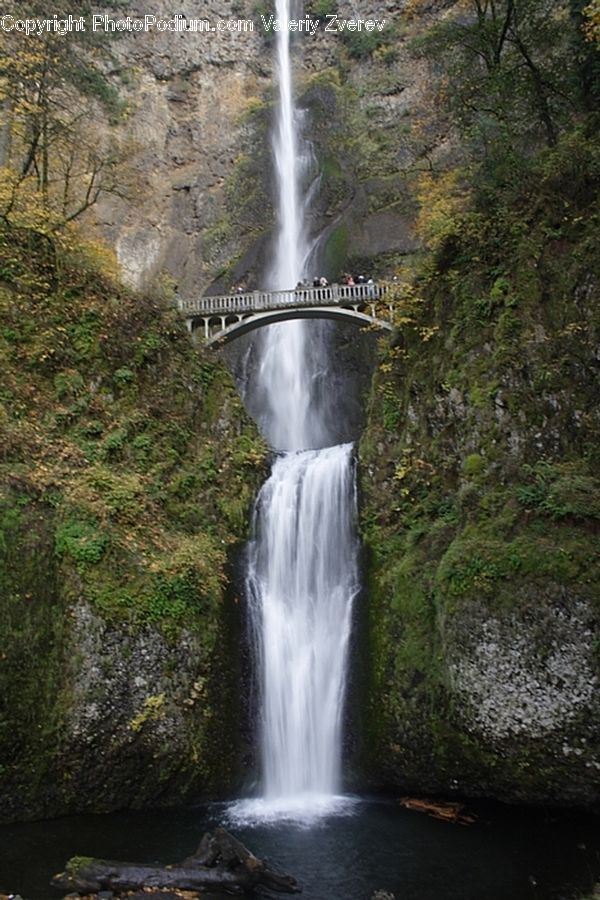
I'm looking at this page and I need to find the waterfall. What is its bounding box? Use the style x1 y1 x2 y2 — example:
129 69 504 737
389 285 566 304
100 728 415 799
268 0 306 291
231 0 359 822
248 446 359 806
256 0 316 453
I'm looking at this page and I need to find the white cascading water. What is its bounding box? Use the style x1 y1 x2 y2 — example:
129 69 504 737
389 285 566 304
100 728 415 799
256 0 314 453
247 445 359 809
232 0 359 821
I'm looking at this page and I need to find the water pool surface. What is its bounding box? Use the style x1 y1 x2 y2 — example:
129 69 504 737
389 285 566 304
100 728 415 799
2 796 599 899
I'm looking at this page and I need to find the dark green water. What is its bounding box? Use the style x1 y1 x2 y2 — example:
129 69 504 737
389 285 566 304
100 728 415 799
1 797 599 900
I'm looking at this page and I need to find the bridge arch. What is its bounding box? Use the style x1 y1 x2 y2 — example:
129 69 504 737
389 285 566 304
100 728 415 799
190 305 392 347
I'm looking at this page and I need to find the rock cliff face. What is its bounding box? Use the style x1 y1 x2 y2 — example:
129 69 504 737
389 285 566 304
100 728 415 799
91 0 274 295
357 152 600 808
90 0 435 292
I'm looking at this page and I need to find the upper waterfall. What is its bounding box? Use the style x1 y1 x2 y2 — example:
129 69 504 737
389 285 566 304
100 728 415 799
267 0 309 292
254 0 322 453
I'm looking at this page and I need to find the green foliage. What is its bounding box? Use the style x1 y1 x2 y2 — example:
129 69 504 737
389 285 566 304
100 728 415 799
69 311 102 361
134 330 163 366
86 466 145 522
113 367 135 385
0 503 22 553
342 29 388 60
322 223 349 278
0 222 266 633
101 428 128 457
435 523 600 607
547 476 600 518
82 419 104 437
148 574 201 623
382 395 401 432
516 463 600 519
412 0 575 150
462 454 485 478
54 370 84 400
55 519 108 565
306 0 338 19
374 43 399 65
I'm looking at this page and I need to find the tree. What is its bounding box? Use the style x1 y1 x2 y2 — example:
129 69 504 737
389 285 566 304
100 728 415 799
0 1 130 231
412 0 578 150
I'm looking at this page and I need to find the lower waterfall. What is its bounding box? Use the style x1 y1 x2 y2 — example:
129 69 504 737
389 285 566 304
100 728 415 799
248 444 359 809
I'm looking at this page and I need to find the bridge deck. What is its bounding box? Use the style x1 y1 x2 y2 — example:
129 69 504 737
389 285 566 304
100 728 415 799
177 282 382 318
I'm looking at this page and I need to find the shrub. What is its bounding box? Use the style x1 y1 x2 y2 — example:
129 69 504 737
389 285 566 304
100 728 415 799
307 0 337 20
55 519 108 565
342 29 387 59
463 454 485 477
113 367 135 385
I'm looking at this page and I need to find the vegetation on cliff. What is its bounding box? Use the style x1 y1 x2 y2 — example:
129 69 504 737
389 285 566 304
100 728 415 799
0 224 267 819
358 0 600 806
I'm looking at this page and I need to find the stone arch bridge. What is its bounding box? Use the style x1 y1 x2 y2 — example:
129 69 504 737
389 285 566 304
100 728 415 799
177 283 394 346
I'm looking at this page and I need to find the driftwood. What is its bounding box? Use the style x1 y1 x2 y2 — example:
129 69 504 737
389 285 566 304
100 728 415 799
51 827 301 896
399 797 476 825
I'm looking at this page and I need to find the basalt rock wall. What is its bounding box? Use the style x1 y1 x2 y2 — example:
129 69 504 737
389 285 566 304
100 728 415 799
90 0 435 294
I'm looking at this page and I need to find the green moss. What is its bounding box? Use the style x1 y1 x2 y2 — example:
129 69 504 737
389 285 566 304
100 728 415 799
129 693 166 733
66 856 94 876
322 223 349 278
0 491 67 803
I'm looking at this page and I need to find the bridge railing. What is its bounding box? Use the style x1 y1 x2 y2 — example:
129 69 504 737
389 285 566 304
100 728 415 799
177 282 384 317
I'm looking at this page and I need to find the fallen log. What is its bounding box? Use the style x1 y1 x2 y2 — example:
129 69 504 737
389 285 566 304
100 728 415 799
51 827 301 896
399 797 476 825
